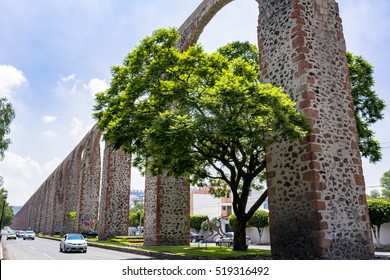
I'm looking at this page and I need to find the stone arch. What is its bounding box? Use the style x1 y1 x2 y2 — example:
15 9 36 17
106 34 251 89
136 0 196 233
149 0 373 259
176 0 234 51
11 0 374 260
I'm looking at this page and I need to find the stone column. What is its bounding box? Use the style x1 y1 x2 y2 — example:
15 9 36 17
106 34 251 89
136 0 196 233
52 166 66 235
62 144 84 233
144 174 190 246
98 145 131 240
77 126 101 234
258 0 374 259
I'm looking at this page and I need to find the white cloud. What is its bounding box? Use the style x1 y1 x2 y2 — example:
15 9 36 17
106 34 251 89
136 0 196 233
0 151 59 205
70 117 93 142
84 78 109 97
0 65 27 98
70 117 84 139
57 74 80 94
43 115 58 123
60 74 76 82
42 156 61 174
42 130 57 139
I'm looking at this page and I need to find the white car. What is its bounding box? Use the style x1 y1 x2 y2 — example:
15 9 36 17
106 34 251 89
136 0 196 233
60 233 88 253
23 230 35 240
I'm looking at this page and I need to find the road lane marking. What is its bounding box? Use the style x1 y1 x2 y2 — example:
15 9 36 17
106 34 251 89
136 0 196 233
30 246 36 250
43 253 55 260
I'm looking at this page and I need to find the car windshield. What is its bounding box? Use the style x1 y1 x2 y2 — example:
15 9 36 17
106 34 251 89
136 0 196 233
26 231 34 234
68 234 84 240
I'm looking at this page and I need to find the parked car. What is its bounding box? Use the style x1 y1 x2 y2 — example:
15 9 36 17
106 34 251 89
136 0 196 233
60 233 88 253
7 230 17 240
16 230 25 238
190 232 204 243
23 230 35 240
215 232 251 246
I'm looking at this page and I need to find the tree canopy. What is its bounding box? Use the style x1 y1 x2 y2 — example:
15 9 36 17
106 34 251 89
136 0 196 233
380 170 390 200
0 185 13 227
190 214 209 232
129 201 144 228
0 97 15 161
94 28 310 250
347 52 386 163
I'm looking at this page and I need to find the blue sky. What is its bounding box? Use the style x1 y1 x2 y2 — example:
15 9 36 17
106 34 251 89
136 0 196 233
0 0 389 206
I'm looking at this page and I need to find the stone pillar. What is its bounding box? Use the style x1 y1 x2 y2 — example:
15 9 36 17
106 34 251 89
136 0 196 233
43 175 55 234
258 0 374 259
144 174 190 246
77 126 101 233
62 144 84 233
98 145 131 240
30 189 41 231
52 166 66 235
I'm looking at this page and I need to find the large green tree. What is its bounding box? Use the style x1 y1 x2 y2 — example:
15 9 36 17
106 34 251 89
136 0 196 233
380 170 390 200
0 184 13 228
0 97 15 161
0 97 15 228
347 52 386 163
94 28 310 251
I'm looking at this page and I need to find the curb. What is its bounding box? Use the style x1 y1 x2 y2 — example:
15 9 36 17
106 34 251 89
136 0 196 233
87 242 208 259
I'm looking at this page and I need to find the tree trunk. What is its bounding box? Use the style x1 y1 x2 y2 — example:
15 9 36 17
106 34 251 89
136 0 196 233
372 225 382 249
233 218 248 251
257 227 263 245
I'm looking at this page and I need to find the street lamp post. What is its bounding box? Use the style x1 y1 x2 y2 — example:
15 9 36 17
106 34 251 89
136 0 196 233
0 194 8 241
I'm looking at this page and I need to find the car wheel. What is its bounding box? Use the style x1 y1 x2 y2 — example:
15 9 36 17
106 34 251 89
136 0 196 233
60 245 63 252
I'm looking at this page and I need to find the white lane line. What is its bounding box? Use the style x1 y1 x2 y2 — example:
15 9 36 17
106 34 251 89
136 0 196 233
30 246 36 250
43 253 55 260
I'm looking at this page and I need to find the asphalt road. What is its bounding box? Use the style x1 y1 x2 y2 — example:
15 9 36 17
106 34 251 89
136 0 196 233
1 235 152 260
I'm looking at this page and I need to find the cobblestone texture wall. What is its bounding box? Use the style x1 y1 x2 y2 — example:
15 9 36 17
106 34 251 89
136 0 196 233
258 0 374 259
12 125 102 235
144 174 190 246
98 145 131 240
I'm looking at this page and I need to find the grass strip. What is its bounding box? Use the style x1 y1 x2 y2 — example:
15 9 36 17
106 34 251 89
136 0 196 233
144 245 271 259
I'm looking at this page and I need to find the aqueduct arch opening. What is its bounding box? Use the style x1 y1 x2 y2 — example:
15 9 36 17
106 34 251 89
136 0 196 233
143 0 374 259
12 0 374 260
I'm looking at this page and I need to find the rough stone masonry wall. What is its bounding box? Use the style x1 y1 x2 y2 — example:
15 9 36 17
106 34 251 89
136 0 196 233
12 125 102 235
98 145 131 240
258 0 374 259
144 174 190 246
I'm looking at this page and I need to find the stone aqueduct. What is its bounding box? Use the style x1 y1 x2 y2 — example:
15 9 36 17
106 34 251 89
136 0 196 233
12 0 374 259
